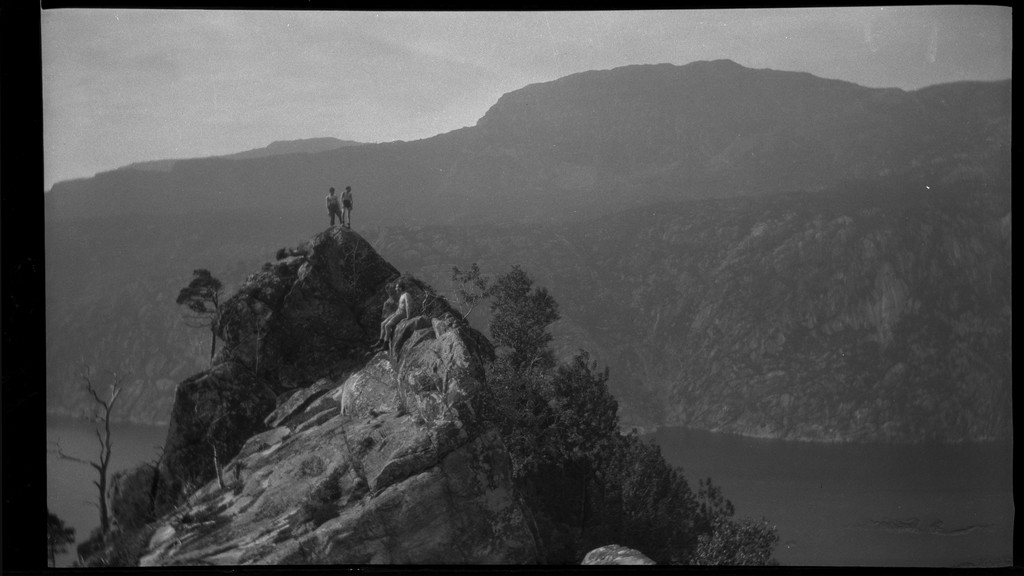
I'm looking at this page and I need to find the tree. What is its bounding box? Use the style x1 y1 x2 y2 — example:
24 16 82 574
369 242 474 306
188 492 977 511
478 358 554 476
475 264 778 565
691 477 778 565
176 269 224 362
488 265 560 370
692 516 780 566
546 351 619 463
489 350 620 488
107 446 167 535
695 477 735 534
450 262 493 321
47 508 76 567
49 366 126 537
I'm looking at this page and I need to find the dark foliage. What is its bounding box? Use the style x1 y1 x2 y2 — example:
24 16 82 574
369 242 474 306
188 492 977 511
488 265 560 371
109 463 166 533
76 527 106 564
692 516 780 566
478 265 778 564
47 509 76 567
176 269 224 361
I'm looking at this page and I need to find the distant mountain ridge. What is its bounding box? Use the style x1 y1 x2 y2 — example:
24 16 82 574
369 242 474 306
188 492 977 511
219 137 365 160
105 137 365 175
45 60 1010 224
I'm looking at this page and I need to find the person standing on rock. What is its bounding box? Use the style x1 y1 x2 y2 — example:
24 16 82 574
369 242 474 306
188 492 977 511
374 280 411 351
341 186 354 229
326 187 343 227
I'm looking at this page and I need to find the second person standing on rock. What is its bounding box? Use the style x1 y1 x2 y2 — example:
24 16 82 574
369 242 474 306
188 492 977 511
341 186 353 229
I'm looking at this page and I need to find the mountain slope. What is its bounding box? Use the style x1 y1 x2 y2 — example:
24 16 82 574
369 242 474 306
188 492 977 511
45 60 1010 225
45 179 1012 442
371 181 1012 442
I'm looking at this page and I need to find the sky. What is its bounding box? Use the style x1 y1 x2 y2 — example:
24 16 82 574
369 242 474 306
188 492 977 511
41 7 1012 191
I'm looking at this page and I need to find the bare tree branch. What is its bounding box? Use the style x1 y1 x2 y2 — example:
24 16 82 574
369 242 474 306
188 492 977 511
94 428 104 461
84 376 104 407
48 441 93 467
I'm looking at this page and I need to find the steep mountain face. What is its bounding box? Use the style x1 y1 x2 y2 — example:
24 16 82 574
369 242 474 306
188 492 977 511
118 228 538 565
370 181 1012 442
45 60 1010 226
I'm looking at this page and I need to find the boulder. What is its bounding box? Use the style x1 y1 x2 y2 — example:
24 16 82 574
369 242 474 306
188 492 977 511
582 545 656 565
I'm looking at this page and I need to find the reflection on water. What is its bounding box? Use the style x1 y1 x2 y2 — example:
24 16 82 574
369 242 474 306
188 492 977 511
649 426 1013 566
46 416 168 567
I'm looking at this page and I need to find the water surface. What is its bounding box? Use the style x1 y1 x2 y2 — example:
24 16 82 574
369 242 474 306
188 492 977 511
649 426 1013 566
46 416 168 567
46 417 1013 567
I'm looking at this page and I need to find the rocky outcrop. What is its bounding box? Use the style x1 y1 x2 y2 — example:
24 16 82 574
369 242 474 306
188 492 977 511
582 545 656 565
127 227 538 565
160 228 393 497
140 373 536 565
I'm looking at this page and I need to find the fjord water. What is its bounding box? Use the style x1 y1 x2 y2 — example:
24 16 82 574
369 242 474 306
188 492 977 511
650 427 1013 567
46 416 169 567
46 416 1012 567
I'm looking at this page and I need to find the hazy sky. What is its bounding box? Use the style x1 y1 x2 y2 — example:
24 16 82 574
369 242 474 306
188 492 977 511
42 7 1011 190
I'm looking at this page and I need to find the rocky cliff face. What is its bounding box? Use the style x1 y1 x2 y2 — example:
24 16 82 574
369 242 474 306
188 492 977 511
118 228 538 565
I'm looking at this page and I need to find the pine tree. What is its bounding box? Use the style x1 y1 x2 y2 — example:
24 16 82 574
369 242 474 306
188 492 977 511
176 269 224 362
488 265 560 370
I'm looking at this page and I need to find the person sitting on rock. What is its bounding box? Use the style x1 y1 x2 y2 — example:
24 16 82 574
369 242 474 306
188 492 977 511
376 282 398 332
374 280 411 351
